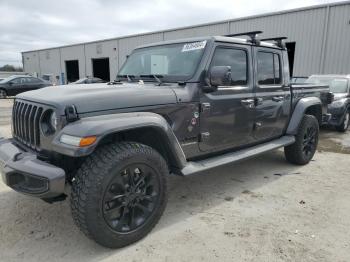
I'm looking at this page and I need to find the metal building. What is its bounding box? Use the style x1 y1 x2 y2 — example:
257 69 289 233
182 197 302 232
22 1 350 84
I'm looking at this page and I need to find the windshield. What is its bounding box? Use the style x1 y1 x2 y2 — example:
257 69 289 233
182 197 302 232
0 76 17 84
118 41 207 82
306 76 349 93
73 78 87 84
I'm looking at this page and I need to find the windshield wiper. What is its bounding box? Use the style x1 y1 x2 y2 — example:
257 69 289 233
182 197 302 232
117 74 136 82
107 79 123 85
140 74 163 86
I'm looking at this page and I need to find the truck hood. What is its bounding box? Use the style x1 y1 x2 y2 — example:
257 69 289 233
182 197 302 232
16 82 178 115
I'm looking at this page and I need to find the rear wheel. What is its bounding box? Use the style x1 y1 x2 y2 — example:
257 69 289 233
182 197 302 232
335 111 349 132
0 89 7 99
70 142 168 248
285 115 319 165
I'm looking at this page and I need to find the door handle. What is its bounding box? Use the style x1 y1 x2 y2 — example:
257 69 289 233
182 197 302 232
241 99 255 108
272 96 285 102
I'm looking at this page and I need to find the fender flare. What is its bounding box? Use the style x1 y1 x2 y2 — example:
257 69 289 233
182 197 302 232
52 112 187 169
286 97 322 135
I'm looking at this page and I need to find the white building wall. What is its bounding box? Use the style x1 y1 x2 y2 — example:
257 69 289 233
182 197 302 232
228 7 327 76
22 1 350 81
84 39 119 79
323 3 350 74
23 51 40 76
59 44 86 81
38 48 61 77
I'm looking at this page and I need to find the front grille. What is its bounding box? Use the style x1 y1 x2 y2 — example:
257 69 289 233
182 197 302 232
12 101 44 150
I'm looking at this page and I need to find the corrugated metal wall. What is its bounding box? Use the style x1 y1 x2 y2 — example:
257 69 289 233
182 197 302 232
22 2 350 81
323 4 350 74
228 7 327 76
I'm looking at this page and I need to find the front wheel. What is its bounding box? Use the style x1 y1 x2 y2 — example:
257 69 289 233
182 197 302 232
70 142 168 248
335 111 350 132
284 115 319 165
0 89 7 99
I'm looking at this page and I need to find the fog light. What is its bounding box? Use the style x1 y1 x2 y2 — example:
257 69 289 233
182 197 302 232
60 134 97 147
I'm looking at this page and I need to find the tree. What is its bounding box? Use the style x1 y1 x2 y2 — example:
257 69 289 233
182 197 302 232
0 64 23 72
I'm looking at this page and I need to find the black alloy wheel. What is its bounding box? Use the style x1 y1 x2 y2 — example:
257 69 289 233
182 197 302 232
284 115 319 165
71 142 168 248
302 126 317 157
103 164 160 233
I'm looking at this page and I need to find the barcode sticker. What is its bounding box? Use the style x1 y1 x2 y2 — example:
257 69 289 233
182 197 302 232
182 40 207 52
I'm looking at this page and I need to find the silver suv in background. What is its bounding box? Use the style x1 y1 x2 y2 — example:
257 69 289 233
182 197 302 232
306 75 350 132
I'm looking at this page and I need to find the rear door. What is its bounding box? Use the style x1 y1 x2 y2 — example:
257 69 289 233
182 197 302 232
252 47 291 142
199 43 256 152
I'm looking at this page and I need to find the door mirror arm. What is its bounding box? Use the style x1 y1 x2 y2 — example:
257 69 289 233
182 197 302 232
204 66 231 93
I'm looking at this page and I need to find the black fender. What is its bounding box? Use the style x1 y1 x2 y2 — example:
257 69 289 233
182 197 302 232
52 112 187 169
286 97 322 135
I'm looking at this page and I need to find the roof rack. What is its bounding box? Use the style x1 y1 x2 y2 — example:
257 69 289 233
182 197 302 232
261 37 287 49
225 31 263 45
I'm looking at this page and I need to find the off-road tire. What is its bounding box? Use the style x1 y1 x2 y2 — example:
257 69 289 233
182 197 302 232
284 115 319 165
70 142 168 248
335 111 349 132
0 89 7 99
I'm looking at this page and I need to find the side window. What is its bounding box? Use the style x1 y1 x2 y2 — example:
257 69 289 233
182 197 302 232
11 78 22 84
26 77 36 83
211 47 248 86
257 52 282 85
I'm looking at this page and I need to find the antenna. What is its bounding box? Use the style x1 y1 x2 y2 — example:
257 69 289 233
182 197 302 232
225 31 263 45
261 37 287 48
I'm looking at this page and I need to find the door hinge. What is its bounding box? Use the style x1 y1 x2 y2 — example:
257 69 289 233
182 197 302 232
200 103 211 113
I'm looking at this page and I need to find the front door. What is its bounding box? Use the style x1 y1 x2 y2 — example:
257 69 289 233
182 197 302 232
199 44 255 152
8 77 25 96
252 48 291 142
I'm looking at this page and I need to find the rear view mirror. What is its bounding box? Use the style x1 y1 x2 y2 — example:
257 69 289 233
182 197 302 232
209 66 231 87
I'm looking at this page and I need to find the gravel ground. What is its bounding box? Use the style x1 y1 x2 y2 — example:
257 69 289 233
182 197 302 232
0 98 350 262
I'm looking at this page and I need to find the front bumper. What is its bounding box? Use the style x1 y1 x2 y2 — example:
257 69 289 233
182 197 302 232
0 138 65 198
326 106 346 126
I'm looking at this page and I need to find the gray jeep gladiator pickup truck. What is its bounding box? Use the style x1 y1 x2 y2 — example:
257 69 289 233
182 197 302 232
0 32 332 248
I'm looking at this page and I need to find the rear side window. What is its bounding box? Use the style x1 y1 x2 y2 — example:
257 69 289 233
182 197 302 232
211 47 248 86
257 52 281 85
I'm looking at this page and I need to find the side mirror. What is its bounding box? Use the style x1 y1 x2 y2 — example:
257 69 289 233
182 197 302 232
8 82 13 86
209 66 231 87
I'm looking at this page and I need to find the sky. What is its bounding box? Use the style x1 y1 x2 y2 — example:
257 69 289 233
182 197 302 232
0 0 343 67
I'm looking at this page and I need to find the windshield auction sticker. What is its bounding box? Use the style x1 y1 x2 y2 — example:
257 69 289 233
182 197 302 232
182 40 207 52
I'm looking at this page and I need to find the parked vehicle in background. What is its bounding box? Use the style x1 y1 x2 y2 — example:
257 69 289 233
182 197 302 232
306 75 350 132
291 76 308 84
71 77 106 84
0 75 51 98
0 33 333 248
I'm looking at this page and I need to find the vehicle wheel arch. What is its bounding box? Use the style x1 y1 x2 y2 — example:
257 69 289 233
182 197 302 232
0 88 7 98
304 104 322 125
55 112 187 174
97 126 184 174
286 97 322 135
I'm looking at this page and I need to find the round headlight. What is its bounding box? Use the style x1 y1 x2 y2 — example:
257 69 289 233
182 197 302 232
50 111 58 131
41 110 58 136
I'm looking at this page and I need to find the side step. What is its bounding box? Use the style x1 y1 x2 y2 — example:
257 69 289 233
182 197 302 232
181 136 295 176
